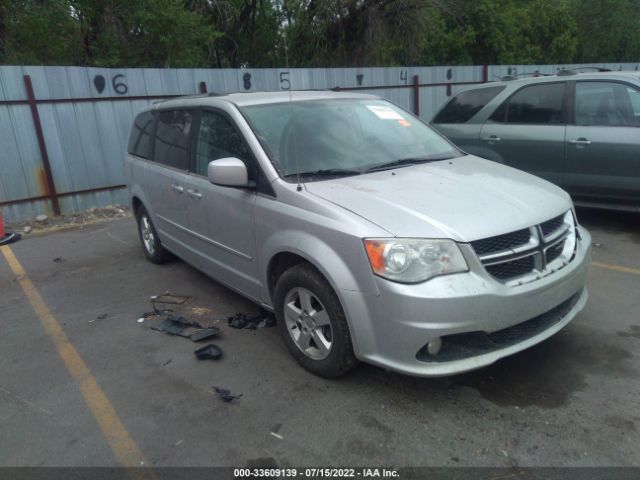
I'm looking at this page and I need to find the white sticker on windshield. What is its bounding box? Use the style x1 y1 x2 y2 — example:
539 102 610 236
366 105 404 120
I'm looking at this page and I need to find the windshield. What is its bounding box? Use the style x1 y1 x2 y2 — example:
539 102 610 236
240 99 460 179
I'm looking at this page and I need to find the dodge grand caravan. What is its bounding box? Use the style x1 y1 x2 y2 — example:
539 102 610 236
126 91 591 378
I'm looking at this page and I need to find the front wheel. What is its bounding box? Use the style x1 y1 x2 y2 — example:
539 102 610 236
274 264 358 377
136 205 173 264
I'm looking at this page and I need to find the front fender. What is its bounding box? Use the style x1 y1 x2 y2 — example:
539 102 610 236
259 229 380 305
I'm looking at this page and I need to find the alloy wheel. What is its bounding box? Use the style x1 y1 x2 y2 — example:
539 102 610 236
283 287 333 360
140 215 155 255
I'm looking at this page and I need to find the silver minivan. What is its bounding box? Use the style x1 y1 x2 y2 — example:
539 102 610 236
126 91 591 378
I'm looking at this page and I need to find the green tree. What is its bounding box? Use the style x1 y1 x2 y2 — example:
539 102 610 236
2 0 640 68
71 0 220 67
516 0 577 64
188 0 283 67
572 0 640 63
1 0 81 65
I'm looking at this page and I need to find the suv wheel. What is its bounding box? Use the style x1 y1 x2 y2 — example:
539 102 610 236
274 263 358 377
136 205 172 264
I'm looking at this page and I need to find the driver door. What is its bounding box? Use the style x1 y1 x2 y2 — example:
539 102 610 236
184 109 261 300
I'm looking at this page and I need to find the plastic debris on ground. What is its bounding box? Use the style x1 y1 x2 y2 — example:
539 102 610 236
0 232 20 246
0 214 21 246
141 293 276 373
194 344 223 361
227 310 276 330
189 328 221 342
150 292 190 304
213 386 242 403
150 314 221 342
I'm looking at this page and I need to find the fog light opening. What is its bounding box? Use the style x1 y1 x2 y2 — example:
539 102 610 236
427 337 442 356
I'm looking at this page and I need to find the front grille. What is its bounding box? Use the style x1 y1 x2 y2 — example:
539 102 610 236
545 239 565 264
540 214 565 237
485 255 535 280
471 211 574 284
471 228 530 255
416 291 582 363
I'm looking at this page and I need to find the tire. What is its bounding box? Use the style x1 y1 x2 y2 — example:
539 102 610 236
274 263 358 377
136 205 173 264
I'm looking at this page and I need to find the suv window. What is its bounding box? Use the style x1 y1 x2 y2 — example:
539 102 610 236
127 111 155 159
154 110 193 170
433 86 505 124
195 111 253 178
575 81 640 127
629 87 640 121
490 83 565 125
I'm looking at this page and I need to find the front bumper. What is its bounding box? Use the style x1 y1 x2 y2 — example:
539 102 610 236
340 226 592 377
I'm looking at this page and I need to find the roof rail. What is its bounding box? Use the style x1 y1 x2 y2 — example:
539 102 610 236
152 92 224 104
497 71 551 81
557 66 612 76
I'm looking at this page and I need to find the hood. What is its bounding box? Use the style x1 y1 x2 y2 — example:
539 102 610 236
304 155 572 242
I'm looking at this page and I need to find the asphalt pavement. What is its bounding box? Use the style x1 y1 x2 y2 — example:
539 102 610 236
0 208 638 468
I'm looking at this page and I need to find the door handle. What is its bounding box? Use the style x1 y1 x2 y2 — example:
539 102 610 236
482 135 501 143
187 189 202 199
170 184 184 193
569 138 592 146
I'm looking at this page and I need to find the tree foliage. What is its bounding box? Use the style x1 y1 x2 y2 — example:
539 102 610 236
0 0 639 67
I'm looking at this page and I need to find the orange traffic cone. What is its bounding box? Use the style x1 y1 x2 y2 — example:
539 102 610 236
0 212 20 245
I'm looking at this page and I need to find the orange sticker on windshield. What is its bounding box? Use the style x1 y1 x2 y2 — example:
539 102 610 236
398 119 411 127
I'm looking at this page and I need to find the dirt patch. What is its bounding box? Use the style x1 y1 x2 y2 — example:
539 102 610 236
7 205 132 237
617 325 640 340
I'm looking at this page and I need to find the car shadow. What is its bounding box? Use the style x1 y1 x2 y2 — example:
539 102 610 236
346 323 634 410
576 206 640 242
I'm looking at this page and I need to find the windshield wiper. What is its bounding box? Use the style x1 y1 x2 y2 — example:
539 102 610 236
286 168 362 178
363 154 457 173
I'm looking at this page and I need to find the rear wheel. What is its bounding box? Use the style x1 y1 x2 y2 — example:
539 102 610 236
136 205 172 264
274 263 358 377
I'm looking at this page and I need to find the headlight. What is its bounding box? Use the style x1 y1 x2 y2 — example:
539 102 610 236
561 210 577 257
364 238 468 283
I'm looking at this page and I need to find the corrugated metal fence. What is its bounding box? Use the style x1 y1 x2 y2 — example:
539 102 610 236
1 62 638 221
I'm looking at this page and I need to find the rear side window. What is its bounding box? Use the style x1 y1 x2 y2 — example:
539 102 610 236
154 110 193 170
433 86 505 124
127 111 155 159
575 82 640 126
490 83 565 125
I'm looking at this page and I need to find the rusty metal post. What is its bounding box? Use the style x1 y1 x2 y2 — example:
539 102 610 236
412 74 420 117
482 64 489 83
198 81 207 94
23 75 60 216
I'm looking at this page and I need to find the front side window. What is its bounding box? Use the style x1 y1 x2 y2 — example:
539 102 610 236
433 86 505 124
575 82 640 127
490 83 565 125
195 111 253 177
241 99 459 178
154 110 193 170
127 111 155 159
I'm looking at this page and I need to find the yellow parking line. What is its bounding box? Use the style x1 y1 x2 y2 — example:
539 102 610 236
592 261 640 276
0 245 149 469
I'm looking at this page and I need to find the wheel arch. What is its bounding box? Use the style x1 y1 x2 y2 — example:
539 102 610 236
260 230 380 333
261 231 378 301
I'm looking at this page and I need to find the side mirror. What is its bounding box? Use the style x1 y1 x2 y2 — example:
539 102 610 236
207 158 250 187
